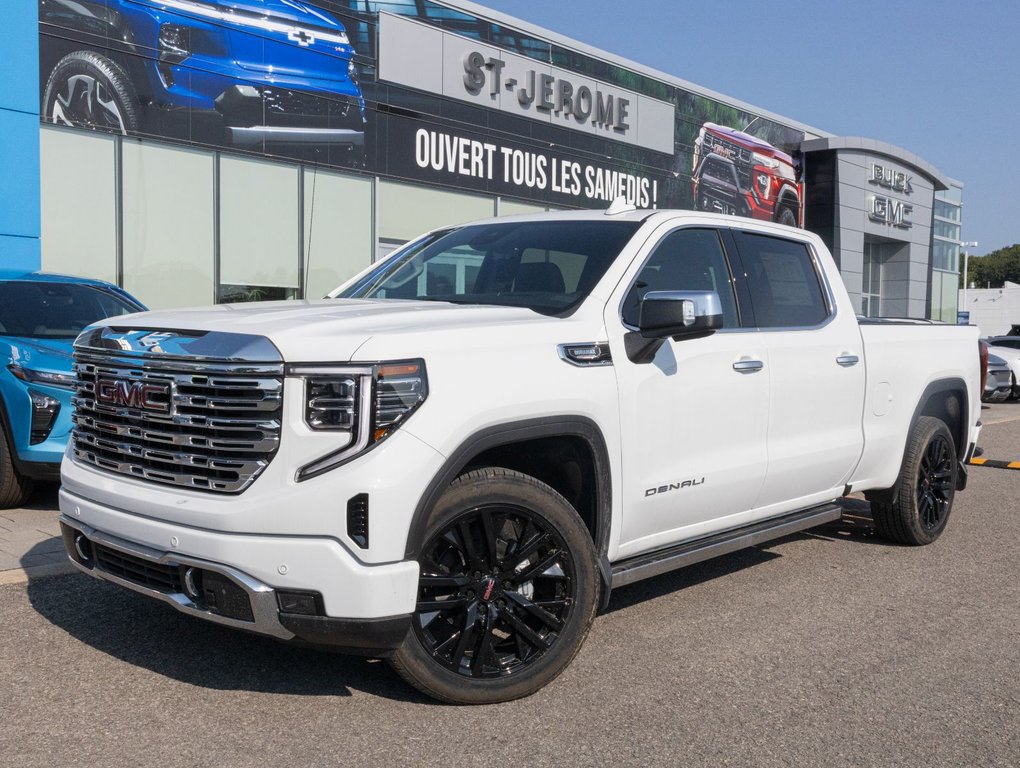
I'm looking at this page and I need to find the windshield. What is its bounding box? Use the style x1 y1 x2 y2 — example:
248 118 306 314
337 220 642 315
0 281 142 339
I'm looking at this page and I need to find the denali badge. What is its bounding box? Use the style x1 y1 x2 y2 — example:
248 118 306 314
645 478 705 497
96 378 172 414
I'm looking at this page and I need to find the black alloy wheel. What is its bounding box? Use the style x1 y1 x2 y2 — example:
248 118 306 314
390 467 598 704
414 503 575 678
916 432 954 531
870 415 958 546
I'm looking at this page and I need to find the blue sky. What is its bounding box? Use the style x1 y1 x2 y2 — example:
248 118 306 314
477 0 1020 256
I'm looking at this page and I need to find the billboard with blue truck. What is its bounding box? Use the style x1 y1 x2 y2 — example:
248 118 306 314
38 0 806 216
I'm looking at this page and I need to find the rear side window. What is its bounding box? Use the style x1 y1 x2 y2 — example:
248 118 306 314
622 228 738 328
733 232 829 328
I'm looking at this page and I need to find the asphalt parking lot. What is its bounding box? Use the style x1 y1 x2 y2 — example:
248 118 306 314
2 406 1018 767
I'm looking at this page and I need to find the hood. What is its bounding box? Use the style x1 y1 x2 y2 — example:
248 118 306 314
2 336 76 373
211 0 346 30
703 122 794 164
95 300 560 362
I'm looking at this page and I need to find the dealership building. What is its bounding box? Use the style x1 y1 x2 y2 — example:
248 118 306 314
2 1 963 321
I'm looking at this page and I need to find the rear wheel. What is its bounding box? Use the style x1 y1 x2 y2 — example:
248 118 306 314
870 416 957 545
0 424 34 509
390 467 598 704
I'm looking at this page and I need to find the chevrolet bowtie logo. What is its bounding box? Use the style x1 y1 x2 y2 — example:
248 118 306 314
288 29 315 46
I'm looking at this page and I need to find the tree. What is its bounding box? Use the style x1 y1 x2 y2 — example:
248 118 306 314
961 244 1020 289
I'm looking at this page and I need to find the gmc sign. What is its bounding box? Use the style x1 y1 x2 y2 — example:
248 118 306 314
95 378 172 414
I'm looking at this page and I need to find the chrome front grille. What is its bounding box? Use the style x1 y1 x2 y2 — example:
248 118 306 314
72 344 284 494
703 133 754 188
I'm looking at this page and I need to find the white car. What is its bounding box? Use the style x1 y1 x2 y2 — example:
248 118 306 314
985 336 1020 398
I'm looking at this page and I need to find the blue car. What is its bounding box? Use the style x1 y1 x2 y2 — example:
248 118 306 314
39 0 366 154
0 273 145 508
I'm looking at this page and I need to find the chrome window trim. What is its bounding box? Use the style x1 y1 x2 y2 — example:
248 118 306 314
616 224 741 332
615 225 840 335
728 233 838 333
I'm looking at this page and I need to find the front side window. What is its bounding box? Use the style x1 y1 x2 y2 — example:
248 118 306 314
733 232 829 328
338 220 641 315
621 228 739 328
0 282 142 338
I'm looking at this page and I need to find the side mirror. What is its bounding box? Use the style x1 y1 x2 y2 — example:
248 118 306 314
639 290 724 339
626 290 724 364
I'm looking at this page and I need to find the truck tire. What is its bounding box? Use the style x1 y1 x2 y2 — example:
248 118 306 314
776 205 798 228
42 51 140 135
0 423 34 509
390 467 599 704
870 416 957 546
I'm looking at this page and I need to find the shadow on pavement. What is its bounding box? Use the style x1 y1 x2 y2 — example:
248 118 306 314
24 482 60 510
606 500 882 613
22 558 428 703
19 495 883 699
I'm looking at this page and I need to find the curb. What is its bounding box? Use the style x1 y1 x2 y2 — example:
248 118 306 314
969 458 1020 470
0 562 77 586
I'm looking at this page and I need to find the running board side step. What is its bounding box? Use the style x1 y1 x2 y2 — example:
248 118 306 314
610 503 842 589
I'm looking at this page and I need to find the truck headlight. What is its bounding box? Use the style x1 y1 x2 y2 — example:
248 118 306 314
290 360 427 480
752 151 780 170
158 24 192 64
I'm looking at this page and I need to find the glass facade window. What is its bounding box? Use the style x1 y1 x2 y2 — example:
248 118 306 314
39 126 118 284
122 140 215 309
930 182 964 322
499 199 551 217
933 200 960 222
930 270 959 323
862 240 884 318
932 238 959 272
219 156 300 303
303 168 374 299
933 218 961 241
378 180 495 244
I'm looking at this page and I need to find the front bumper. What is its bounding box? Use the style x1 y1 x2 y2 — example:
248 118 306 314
214 85 365 147
59 487 419 654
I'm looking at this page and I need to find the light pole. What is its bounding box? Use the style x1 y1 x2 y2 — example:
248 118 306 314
961 241 978 320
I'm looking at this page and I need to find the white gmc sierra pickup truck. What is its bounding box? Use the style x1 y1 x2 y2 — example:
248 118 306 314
59 207 984 704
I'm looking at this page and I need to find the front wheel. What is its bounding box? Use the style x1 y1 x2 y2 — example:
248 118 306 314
0 423 34 509
776 205 798 228
42 51 140 134
870 416 957 545
390 467 598 704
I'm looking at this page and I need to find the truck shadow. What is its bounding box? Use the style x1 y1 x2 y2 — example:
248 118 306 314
605 499 883 614
21 499 883 699
21 556 430 703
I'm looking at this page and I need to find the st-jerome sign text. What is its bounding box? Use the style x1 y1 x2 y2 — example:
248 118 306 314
378 13 675 154
463 52 630 133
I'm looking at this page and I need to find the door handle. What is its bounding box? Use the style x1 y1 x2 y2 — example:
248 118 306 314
836 354 860 367
732 359 764 373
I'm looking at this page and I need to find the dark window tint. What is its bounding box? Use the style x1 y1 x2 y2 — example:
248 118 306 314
622 228 738 328
0 282 140 338
734 233 828 328
339 220 641 315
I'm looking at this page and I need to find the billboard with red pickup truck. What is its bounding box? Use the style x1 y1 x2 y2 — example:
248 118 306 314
693 121 801 227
